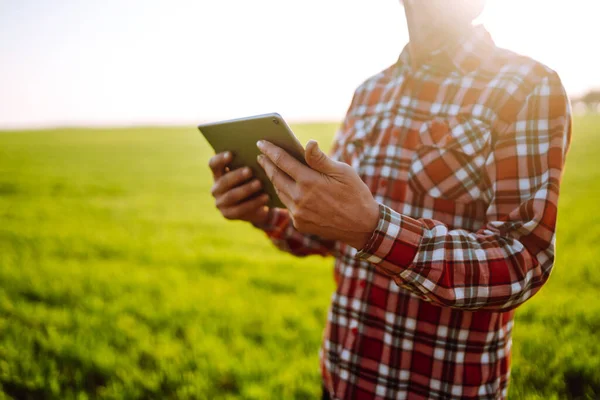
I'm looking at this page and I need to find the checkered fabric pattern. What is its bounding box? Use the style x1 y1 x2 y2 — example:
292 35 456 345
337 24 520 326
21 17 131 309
258 25 572 399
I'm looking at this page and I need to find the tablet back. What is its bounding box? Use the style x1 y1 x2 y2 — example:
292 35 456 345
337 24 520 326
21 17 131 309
198 113 307 209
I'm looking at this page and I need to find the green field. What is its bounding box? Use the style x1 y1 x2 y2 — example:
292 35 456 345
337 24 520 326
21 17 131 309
0 117 599 399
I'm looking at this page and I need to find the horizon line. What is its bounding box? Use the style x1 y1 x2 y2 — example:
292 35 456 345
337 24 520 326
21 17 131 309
0 117 345 132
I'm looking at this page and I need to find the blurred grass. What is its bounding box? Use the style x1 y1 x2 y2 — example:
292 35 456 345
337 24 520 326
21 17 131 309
0 117 599 399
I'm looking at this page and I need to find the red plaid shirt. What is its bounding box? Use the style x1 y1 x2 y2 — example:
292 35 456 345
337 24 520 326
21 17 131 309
257 25 571 399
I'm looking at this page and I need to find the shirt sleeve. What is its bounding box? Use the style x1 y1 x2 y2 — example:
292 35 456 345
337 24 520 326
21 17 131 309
254 207 337 257
355 72 572 311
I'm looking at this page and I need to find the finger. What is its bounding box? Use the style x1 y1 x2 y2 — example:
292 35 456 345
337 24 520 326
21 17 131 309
305 140 339 174
257 140 307 182
223 193 270 220
211 166 252 197
216 179 263 208
208 151 232 179
257 154 296 199
274 183 296 213
258 155 297 212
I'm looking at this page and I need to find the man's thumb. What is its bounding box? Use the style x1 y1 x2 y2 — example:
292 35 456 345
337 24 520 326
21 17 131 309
305 140 335 173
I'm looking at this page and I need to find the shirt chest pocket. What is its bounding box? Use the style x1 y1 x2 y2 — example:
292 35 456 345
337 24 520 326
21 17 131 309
408 117 493 204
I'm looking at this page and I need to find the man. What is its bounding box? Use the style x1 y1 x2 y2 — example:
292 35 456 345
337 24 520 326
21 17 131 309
208 0 572 398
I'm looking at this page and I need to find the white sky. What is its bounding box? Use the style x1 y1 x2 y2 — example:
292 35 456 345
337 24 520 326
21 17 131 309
0 0 598 129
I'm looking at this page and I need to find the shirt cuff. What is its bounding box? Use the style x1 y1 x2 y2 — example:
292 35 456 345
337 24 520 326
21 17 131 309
355 203 424 274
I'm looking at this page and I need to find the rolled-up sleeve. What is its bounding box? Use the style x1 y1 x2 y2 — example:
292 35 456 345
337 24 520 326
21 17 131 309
356 72 572 311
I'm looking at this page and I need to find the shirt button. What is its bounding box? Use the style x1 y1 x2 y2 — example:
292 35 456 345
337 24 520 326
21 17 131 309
359 280 367 288
349 320 358 336
379 179 387 189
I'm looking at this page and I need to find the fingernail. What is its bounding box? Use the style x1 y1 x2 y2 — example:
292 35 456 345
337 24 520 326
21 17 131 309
224 151 231 159
256 140 264 149
257 155 263 164
252 180 261 189
243 167 251 176
311 142 320 156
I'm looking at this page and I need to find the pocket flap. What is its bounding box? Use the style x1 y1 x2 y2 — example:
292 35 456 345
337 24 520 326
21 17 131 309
418 117 491 156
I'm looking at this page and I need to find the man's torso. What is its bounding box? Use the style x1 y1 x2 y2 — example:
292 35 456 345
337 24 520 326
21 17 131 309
321 25 557 400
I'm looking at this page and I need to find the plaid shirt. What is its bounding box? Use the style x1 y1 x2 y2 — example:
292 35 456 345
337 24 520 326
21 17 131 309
257 25 571 399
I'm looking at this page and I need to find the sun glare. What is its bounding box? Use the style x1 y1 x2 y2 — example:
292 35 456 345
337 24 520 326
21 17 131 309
0 0 598 128
479 0 598 97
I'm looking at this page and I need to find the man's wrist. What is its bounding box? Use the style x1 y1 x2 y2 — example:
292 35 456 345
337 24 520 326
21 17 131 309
347 199 380 250
249 208 273 230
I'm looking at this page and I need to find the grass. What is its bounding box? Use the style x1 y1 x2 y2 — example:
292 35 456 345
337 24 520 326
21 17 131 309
0 117 599 399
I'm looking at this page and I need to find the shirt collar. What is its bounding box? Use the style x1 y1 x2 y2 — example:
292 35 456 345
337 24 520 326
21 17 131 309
396 24 495 75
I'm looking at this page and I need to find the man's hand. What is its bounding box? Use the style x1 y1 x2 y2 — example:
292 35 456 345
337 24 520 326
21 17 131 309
256 140 380 250
208 151 271 227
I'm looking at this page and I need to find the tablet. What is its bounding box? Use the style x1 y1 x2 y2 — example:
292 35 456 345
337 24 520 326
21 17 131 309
198 113 307 209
